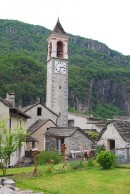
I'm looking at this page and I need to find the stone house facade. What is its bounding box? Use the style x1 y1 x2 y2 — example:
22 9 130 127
27 119 56 151
45 127 92 156
98 120 130 150
98 120 130 163
22 102 58 128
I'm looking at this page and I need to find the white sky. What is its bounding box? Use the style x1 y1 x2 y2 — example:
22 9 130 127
0 0 130 55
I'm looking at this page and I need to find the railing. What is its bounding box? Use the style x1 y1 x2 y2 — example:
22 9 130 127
111 147 130 164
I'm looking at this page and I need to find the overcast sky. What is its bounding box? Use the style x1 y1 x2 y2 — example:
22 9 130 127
0 0 130 55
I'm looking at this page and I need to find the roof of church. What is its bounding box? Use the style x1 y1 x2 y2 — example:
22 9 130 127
53 18 66 35
46 127 92 140
100 120 130 142
21 102 59 117
28 119 56 134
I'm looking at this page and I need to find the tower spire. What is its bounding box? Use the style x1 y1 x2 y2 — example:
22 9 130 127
53 18 66 34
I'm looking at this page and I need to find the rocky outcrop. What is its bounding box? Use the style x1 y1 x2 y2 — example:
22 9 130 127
0 178 43 194
69 77 130 115
69 35 130 65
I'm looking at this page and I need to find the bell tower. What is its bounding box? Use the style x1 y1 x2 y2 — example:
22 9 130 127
46 18 69 127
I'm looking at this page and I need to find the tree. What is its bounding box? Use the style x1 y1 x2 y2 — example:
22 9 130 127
0 119 27 175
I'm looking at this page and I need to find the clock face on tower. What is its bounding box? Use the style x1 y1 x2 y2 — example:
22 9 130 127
55 61 66 74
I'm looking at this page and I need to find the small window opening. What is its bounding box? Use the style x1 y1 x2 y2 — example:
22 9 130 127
49 42 52 59
59 86 61 89
37 107 42 116
57 41 63 58
68 120 74 127
61 138 64 145
32 141 35 149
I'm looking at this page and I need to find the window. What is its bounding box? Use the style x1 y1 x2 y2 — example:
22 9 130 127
37 107 42 116
68 120 74 127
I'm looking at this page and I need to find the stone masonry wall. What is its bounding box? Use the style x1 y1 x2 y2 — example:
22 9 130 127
65 130 92 155
46 58 68 127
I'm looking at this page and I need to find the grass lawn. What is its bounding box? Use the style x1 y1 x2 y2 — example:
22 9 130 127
1 164 130 194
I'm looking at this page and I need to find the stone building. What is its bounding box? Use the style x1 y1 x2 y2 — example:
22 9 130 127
98 120 130 150
45 127 92 156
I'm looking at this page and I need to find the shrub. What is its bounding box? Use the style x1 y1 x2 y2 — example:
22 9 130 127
70 160 84 170
38 151 61 165
87 158 95 168
45 164 54 175
95 144 106 156
96 150 116 169
88 132 99 141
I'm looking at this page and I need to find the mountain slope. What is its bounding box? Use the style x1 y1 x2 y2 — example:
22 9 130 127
0 19 130 117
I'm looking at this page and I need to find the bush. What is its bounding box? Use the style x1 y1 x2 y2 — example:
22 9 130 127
95 144 106 156
70 160 84 170
96 150 116 169
38 151 61 165
87 158 95 168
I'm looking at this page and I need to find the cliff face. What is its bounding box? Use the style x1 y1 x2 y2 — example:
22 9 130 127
69 77 130 115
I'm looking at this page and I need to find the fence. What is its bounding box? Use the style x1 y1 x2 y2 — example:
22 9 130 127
112 147 130 164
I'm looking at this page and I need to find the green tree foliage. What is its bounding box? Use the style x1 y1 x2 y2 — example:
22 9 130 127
0 119 27 175
91 104 124 121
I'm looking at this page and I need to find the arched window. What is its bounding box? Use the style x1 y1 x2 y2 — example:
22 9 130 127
49 42 52 58
57 41 63 58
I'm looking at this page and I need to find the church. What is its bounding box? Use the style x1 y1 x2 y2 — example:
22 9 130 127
23 18 93 156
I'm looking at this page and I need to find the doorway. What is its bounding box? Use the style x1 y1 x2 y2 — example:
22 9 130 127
108 139 115 150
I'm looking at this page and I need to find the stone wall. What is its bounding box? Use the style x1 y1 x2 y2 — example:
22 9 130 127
45 136 58 151
65 130 92 155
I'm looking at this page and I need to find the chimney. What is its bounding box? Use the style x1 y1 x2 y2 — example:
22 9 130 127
36 96 40 103
6 92 15 107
